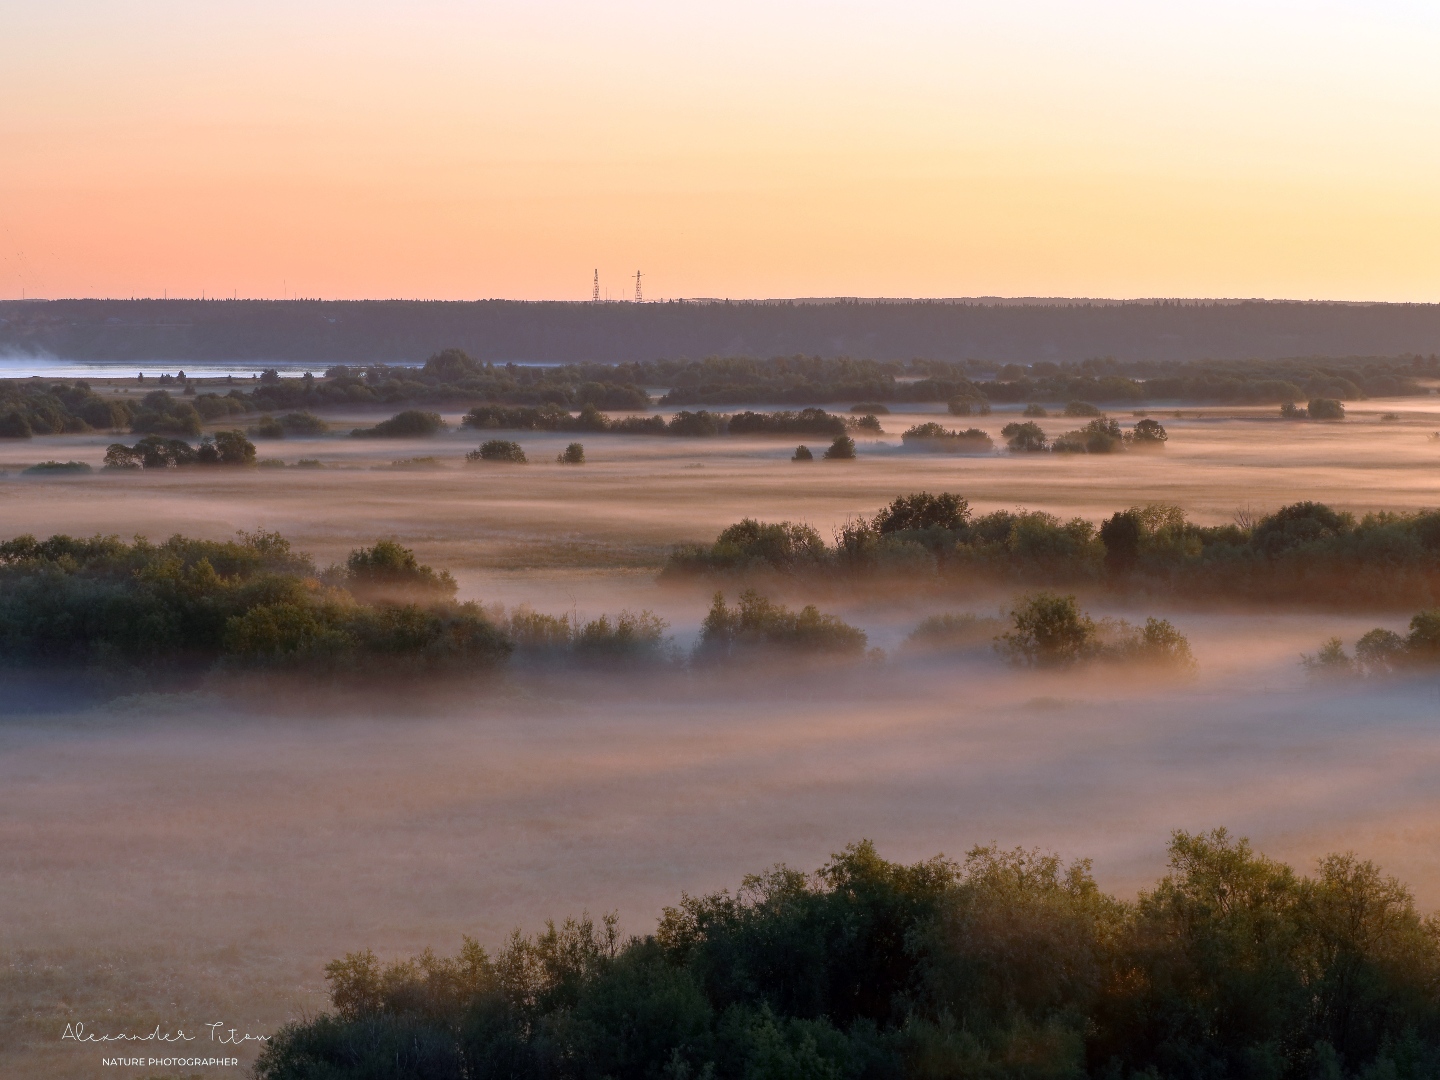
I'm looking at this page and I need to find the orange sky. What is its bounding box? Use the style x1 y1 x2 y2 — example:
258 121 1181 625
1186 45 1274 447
3 1 1439 302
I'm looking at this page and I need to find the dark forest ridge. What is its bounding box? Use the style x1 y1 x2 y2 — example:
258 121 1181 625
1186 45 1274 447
4 297 1440 365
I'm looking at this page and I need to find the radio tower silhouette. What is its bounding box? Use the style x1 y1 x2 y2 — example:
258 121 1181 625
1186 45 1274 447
592 269 599 303
633 271 642 303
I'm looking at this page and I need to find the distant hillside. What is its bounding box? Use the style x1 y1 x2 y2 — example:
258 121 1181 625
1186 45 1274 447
3 297 1440 364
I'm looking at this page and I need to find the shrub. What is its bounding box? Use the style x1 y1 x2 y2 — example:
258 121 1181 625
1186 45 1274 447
385 457 443 469
823 435 856 459
851 402 890 414
1309 397 1345 420
849 413 884 433
905 612 1005 649
339 540 458 602
698 589 867 658
196 430 257 465
1128 418 1167 445
874 492 970 533
1063 401 1102 417
1000 421 1048 452
280 411 328 435
667 410 724 436
295 458 324 469
900 423 994 453
792 444 813 461
351 410 444 437
130 390 202 436
727 408 848 437
253 415 286 439
469 440 527 463
995 593 1096 667
258 458 287 469
22 460 91 475
557 442 585 464
1022 403 1048 417
0 411 33 438
574 610 669 660
1280 401 1303 418
1302 636 1355 676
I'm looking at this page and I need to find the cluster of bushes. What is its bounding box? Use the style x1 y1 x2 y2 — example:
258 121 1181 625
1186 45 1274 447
668 493 1440 606
0 533 509 675
0 381 132 437
1000 417 1167 454
103 430 257 468
1282 398 1346 420
697 590 869 659
253 411 328 438
996 592 1194 669
461 403 873 440
469 440 528 463
1305 607 1440 677
900 422 994 453
504 606 672 664
258 829 1440 1080
351 410 445 438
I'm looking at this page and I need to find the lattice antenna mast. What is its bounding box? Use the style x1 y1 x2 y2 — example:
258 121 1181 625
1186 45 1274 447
592 269 599 303
634 270 642 303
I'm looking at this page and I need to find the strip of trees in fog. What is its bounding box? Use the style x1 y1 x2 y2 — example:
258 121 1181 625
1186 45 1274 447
0 350 1431 441
667 495 1440 608
255 829 1440 1080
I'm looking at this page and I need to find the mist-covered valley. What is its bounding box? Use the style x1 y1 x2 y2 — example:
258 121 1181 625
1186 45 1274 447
5 392 1440 1076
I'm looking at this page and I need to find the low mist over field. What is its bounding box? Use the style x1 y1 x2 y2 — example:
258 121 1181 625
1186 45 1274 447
5 385 1440 1076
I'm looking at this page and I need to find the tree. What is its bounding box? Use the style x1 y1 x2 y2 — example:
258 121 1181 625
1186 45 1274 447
470 440 527 463
557 442 585 464
873 492 970 533
1099 510 1141 574
1000 421 1048 452
1129 418 1168 444
1309 398 1346 420
995 593 1096 667
823 435 856 459
792 444 813 461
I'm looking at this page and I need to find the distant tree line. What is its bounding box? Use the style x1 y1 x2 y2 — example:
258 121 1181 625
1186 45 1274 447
1 351 1430 442
256 829 1440 1080
667 494 1440 607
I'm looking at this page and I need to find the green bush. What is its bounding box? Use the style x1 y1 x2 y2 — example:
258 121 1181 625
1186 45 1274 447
823 435 856 459
1063 400 1102 417
874 492 970 533
900 423 994 453
697 590 867 658
252 415 286 439
1022 403 1048 417
1309 397 1346 420
1001 420 1048 452
557 442 585 464
338 540 458 602
130 390 202 436
791 444 813 461
904 612 1005 649
257 830 1440 1080
351 410 444 437
996 593 1193 669
22 460 92 475
468 440 527 463
727 408 847 437
851 402 890 414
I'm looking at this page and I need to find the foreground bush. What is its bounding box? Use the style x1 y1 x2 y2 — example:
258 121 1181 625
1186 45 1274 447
257 830 1440 1080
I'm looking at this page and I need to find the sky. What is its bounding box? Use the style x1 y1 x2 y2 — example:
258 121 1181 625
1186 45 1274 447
2 0 1439 302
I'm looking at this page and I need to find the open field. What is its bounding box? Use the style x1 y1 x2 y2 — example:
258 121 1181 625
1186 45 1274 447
4 398 1440 1076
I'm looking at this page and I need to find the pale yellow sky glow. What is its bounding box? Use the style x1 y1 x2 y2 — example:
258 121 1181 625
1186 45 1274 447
3 1 1438 301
